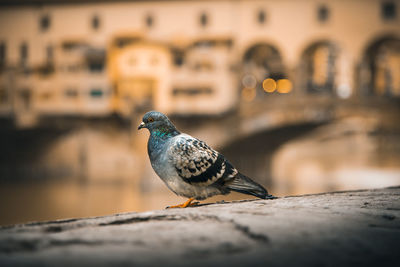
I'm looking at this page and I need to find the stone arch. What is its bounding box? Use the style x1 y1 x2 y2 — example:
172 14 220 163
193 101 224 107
298 40 340 95
357 34 400 97
240 42 287 100
219 123 322 190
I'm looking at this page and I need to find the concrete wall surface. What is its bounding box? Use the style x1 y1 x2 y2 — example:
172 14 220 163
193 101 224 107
0 186 399 267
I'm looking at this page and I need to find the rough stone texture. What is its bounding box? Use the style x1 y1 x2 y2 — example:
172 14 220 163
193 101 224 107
0 187 399 267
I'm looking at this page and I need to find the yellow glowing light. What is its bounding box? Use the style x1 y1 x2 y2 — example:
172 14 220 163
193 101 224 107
263 78 276 93
277 79 293 93
241 87 256 102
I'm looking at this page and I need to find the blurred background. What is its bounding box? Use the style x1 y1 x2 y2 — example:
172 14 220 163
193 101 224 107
0 0 399 226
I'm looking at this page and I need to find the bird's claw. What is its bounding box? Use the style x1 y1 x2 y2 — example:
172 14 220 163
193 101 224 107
165 198 199 209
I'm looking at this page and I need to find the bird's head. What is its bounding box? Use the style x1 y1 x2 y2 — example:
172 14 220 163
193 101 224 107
138 111 179 135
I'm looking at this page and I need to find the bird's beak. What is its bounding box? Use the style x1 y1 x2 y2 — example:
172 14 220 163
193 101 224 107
138 122 146 130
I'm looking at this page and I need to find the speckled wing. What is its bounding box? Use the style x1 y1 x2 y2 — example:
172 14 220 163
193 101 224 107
169 135 238 186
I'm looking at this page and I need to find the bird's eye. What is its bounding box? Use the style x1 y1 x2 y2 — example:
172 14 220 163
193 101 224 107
148 117 154 123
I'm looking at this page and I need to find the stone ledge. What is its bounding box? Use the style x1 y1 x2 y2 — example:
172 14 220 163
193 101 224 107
1 187 399 267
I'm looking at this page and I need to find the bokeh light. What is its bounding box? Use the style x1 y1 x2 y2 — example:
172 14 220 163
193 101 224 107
337 84 352 98
277 79 293 93
242 74 257 88
262 78 276 93
241 87 256 102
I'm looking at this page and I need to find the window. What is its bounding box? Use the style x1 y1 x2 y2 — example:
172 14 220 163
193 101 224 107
20 42 28 66
173 87 213 96
62 41 87 51
382 2 397 20
19 89 31 110
145 15 154 28
317 5 329 23
40 14 51 32
90 88 103 98
65 88 78 98
172 49 185 67
85 49 106 72
39 46 55 75
0 88 8 103
192 59 214 71
92 15 100 30
114 37 140 48
257 10 266 24
46 45 53 62
0 42 5 67
200 13 208 27
40 91 54 100
150 55 159 66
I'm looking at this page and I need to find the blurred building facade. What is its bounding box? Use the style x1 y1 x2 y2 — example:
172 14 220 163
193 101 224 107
0 0 400 225
0 0 399 127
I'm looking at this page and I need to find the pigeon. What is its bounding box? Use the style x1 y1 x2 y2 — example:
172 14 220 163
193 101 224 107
138 111 274 208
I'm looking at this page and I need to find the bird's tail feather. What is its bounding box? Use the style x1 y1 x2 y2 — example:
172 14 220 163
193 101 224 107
226 173 274 199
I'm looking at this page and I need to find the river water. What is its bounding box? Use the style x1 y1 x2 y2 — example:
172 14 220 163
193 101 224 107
0 117 399 226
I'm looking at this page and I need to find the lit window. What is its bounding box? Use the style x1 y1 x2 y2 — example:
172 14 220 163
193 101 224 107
92 15 100 30
200 13 208 27
382 2 397 20
317 5 329 23
258 10 266 24
40 14 50 32
146 15 154 28
90 88 103 98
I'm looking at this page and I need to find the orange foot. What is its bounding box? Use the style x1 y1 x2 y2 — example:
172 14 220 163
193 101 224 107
166 198 200 209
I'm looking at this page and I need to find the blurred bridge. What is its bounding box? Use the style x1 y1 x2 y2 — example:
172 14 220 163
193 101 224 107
178 95 399 148
0 92 399 188
170 95 400 188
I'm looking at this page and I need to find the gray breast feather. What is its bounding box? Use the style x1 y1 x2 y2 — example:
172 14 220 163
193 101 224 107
168 134 238 186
